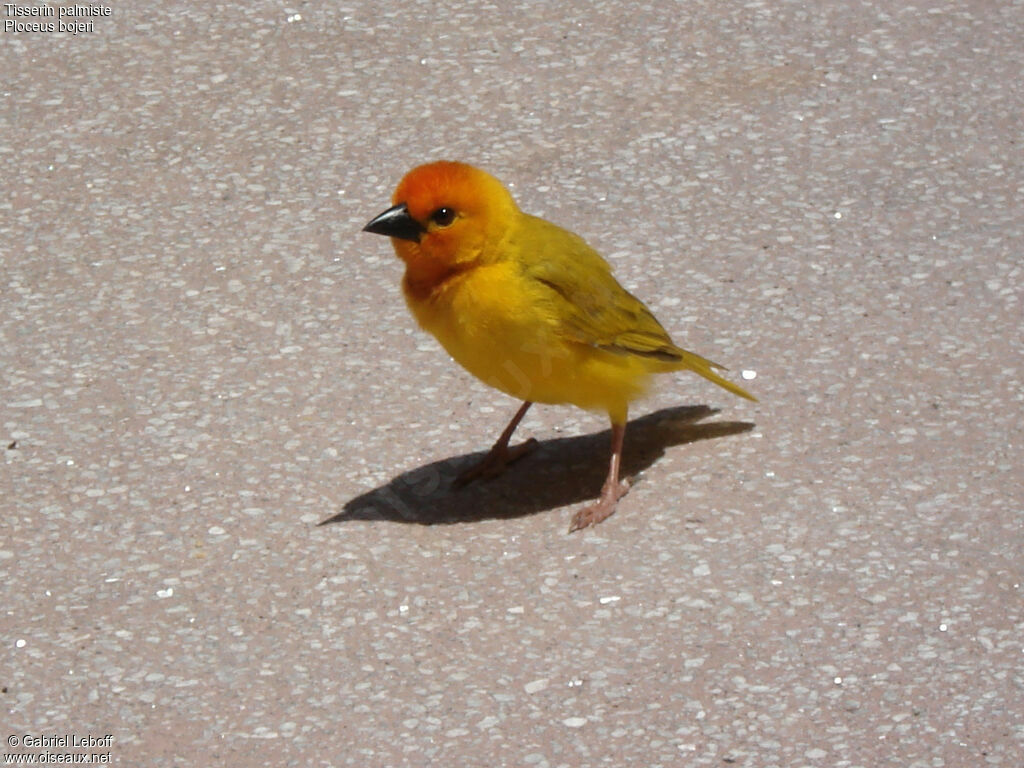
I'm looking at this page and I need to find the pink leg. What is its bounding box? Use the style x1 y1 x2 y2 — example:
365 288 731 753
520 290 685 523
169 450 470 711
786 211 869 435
454 401 538 487
569 421 631 532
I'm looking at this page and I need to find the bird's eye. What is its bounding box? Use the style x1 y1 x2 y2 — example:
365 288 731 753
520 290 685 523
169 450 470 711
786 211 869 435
430 207 457 227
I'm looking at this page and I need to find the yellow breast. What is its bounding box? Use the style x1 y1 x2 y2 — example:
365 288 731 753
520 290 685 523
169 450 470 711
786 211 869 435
403 261 649 422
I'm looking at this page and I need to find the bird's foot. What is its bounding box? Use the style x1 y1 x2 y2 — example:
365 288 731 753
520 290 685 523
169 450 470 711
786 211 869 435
453 437 538 488
568 477 631 532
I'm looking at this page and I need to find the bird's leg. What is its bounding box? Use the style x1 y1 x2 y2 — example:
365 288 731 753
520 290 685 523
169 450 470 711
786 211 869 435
569 421 630 532
454 401 537 487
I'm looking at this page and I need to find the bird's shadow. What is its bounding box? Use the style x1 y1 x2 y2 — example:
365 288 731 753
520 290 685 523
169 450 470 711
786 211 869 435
320 405 755 527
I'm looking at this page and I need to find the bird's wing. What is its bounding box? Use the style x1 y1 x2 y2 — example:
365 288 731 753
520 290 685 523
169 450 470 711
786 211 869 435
513 215 757 402
514 215 683 361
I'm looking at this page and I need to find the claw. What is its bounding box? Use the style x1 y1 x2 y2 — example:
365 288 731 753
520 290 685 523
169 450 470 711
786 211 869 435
454 437 538 487
568 477 630 532
452 401 534 488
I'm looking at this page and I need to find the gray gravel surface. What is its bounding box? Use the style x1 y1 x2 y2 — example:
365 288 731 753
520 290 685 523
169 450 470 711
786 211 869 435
3 2 1021 766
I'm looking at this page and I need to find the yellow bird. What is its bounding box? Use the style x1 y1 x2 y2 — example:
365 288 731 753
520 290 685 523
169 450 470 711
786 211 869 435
364 161 755 531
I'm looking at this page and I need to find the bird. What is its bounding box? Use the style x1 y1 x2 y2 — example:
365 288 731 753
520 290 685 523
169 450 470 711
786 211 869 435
362 161 755 532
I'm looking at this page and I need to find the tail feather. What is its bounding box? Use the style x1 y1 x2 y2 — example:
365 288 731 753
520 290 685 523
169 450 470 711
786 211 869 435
672 348 758 402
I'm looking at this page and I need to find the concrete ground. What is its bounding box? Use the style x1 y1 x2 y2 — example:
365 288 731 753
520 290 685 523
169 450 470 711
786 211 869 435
2 2 1021 766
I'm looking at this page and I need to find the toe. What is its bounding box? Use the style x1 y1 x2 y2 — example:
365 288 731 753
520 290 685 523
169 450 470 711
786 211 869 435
568 499 617 533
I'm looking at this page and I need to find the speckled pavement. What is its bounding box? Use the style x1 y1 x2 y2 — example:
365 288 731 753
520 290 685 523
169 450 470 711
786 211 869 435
3 2 1022 766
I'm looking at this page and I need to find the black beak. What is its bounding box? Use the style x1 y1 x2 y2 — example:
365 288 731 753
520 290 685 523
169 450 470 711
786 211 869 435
363 203 424 243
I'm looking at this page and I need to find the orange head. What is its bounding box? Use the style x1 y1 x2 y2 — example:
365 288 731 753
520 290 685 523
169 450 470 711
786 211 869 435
363 161 519 293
